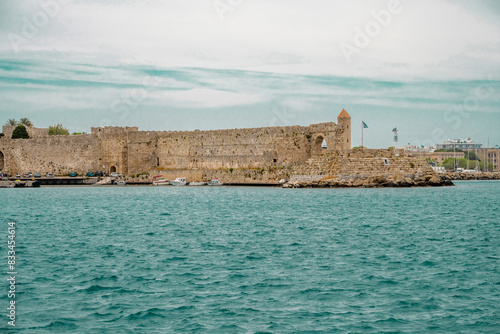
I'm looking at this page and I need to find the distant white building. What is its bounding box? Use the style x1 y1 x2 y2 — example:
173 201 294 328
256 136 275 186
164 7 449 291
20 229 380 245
436 138 482 150
404 144 436 152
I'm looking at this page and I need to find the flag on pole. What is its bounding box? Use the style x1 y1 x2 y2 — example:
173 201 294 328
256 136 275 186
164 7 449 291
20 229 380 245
362 121 368 128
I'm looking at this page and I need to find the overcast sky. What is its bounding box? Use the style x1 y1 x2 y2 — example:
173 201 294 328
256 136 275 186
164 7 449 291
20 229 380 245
0 0 499 147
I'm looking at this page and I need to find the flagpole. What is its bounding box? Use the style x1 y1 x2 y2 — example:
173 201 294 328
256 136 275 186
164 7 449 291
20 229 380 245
361 121 364 149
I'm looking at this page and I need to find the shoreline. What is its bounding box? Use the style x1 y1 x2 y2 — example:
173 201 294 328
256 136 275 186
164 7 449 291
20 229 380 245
2 172 498 189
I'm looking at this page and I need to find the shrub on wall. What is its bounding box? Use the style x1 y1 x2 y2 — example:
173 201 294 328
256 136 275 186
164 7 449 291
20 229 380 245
48 124 70 136
11 125 30 139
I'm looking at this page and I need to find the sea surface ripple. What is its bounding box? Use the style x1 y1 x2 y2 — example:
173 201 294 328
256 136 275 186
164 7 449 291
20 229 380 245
1 181 499 333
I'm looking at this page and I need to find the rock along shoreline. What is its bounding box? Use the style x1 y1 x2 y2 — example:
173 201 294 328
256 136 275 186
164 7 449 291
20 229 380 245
283 172 500 188
283 172 454 188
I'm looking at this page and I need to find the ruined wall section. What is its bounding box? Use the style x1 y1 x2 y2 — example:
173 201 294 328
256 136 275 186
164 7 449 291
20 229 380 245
126 131 159 174
124 122 342 174
290 149 435 177
93 127 139 175
0 134 99 175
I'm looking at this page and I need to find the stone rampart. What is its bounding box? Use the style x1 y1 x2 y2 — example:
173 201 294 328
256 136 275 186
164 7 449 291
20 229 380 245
1 110 441 185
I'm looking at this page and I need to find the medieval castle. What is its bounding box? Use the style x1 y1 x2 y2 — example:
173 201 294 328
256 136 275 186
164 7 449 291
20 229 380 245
1 109 439 185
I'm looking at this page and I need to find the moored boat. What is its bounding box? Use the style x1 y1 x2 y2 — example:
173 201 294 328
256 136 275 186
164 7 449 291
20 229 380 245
153 175 170 186
0 181 15 188
117 180 126 185
170 177 187 186
208 178 223 186
189 181 207 186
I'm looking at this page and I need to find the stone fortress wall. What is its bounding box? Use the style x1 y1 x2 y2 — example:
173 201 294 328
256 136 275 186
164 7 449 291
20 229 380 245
0 110 352 179
0 109 440 184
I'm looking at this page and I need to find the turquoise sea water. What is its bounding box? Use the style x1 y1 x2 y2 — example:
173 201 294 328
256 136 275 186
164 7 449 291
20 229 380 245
1 181 499 333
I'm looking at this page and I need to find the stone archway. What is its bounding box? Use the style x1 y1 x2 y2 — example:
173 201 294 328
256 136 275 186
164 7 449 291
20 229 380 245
311 135 326 157
0 151 4 171
110 166 117 173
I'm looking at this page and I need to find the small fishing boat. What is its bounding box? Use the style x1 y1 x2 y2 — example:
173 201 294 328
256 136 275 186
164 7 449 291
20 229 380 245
189 181 207 186
117 180 126 185
153 175 170 186
170 177 187 186
208 178 223 186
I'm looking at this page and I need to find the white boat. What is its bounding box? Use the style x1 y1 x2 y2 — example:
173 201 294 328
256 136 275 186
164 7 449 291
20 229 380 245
189 182 207 186
117 180 126 185
153 175 170 186
208 178 223 186
170 177 187 186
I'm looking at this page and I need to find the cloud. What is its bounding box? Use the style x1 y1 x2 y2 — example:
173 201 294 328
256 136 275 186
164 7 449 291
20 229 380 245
154 88 267 109
0 0 499 80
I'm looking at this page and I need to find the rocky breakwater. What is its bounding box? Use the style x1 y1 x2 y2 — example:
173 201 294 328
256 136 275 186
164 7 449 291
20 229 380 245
445 172 500 181
283 171 453 188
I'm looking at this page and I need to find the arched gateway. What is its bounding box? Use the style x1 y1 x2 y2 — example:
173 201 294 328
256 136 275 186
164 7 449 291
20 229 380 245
0 151 4 171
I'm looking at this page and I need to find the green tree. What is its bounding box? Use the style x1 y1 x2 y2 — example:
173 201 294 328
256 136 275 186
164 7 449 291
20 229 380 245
5 119 17 126
459 150 478 161
442 158 493 171
0 133 4 138
48 123 69 136
19 117 33 127
11 124 30 139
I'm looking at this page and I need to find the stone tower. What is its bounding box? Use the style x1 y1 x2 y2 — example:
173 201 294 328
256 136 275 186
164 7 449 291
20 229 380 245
337 109 351 150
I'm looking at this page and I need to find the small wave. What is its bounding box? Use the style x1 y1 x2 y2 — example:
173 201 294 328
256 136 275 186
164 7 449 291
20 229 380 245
163 256 188 262
82 285 118 293
375 317 407 324
422 260 436 266
172 305 195 311
126 308 167 320
44 319 78 330
299 287 322 294
245 255 266 260
288 242 303 246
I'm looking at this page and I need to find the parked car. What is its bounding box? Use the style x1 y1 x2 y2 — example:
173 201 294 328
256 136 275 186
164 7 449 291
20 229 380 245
96 171 103 177
23 172 33 178
110 172 121 177
46 173 54 178
69 172 77 177
16 174 21 178
86 172 95 177
34 173 42 178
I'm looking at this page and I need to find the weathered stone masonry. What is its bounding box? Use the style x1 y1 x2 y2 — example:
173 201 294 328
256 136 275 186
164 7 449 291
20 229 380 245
0 110 352 179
